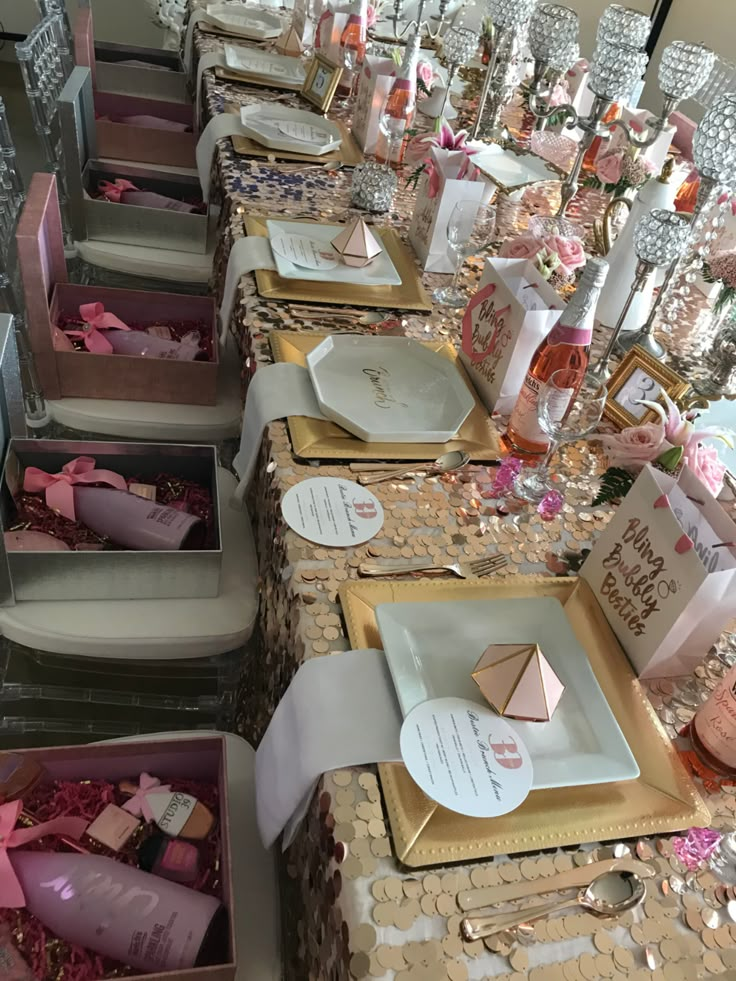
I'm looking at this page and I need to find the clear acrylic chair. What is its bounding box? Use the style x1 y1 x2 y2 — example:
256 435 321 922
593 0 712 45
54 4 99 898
34 0 75 75
16 15 74 196
0 110 49 431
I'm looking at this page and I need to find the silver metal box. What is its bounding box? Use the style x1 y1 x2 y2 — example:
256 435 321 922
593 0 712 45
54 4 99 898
59 67 213 255
94 42 189 104
1 440 222 602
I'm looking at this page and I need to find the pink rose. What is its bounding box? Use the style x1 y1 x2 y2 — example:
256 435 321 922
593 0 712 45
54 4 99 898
596 152 623 186
598 422 665 469
498 234 544 262
683 442 727 497
417 59 434 88
542 234 585 276
548 80 569 108
366 3 378 27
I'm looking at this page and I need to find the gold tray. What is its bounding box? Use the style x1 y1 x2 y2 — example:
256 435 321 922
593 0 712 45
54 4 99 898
244 216 432 312
340 575 709 868
226 104 364 166
271 331 501 461
214 65 304 92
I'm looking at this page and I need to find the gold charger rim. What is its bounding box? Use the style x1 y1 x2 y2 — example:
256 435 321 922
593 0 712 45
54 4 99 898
244 216 432 313
225 103 364 165
214 65 304 92
339 574 709 868
270 330 502 461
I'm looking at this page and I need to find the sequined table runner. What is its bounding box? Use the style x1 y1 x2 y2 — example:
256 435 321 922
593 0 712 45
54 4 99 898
188 18 736 980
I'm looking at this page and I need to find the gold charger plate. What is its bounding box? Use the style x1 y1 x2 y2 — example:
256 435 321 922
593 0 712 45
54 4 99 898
214 65 304 92
339 575 709 868
244 216 432 312
225 104 364 165
271 331 501 461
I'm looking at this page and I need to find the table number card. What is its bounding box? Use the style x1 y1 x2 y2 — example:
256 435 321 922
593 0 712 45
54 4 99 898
581 465 736 679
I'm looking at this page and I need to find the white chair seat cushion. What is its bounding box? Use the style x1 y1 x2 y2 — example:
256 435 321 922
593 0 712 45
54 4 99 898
77 238 213 284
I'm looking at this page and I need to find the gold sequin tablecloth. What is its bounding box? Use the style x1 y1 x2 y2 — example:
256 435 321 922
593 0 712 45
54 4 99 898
188 18 736 980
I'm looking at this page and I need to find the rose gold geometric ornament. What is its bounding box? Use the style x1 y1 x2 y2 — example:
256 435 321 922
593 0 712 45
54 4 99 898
330 218 383 267
275 25 304 56
471 643 565 722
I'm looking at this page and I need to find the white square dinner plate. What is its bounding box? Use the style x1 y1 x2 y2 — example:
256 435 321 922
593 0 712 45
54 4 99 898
376 596 639 789
473 144 560 191
207 4 284 38
305 336 475 442
265 220 402 286
240 105 342 155
224 44 306 84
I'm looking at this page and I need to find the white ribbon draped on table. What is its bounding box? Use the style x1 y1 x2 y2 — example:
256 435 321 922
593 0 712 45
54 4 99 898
255 649 403 849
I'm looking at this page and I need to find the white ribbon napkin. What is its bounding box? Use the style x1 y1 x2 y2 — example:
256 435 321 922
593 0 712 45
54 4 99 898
231 362 325 502
219 236 276 340
194 51 226 132
255 648 403 848
196 112 247 200
183 8 211 72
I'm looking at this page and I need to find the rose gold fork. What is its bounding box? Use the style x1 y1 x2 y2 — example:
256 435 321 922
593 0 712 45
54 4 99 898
358 555 507 579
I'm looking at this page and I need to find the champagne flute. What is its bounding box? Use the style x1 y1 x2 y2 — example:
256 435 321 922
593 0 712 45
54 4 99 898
513 369 607 503
433 200 497 308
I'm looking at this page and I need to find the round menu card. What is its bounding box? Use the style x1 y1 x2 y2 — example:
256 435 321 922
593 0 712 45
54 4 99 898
281 477 384 547
400 697 533 818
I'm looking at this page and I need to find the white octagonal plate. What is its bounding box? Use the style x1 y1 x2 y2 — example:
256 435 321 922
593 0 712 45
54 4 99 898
240 105 342 155
305 336 475 443
224 44 306 84
206 4 283 38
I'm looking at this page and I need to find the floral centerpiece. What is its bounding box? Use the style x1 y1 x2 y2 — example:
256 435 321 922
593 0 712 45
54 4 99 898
595 391 733 503
702 250 736 317
498 229 586 288
405 118 478 191
389 47 437 98
583 145 656 197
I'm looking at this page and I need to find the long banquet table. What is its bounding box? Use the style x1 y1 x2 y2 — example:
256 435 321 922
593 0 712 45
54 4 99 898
189 13 736 979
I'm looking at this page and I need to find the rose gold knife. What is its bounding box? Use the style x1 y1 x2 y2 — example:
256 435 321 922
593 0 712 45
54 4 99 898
456 858 655 912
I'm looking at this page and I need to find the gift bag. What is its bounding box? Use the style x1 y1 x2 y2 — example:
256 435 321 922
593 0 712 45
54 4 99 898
458 257 563 414
581 465 736 679
408 147 492 273
352 55 395 156
315 7 348 65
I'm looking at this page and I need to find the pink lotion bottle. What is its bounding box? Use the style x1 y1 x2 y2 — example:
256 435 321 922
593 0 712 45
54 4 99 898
104 330 200 361
72 487 205 551
9 850 227 971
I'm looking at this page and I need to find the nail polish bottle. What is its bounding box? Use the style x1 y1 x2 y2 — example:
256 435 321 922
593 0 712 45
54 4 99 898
139 834 200 884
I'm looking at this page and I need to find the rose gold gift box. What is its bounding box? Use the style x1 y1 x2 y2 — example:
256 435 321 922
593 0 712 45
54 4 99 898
10 736 236 981
16 173 218 405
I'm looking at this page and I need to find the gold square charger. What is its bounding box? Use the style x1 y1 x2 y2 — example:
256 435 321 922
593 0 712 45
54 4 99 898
226 104 364 165
244 216 432 312
340 575 709 868
271 331 502 461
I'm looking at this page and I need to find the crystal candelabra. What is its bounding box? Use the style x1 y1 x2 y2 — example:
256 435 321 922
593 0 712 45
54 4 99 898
385 0 449 41
620 94 736 366
470 0 537 141
439 26 480 119
589 209 690 381
526 3 580 134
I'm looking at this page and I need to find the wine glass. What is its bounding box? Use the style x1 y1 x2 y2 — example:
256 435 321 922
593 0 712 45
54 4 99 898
513 369 607 503
433 200 497 307
378 109 411 170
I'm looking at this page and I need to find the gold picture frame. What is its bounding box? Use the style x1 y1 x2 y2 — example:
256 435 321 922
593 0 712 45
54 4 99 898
300 54 342 113
604 346 691 430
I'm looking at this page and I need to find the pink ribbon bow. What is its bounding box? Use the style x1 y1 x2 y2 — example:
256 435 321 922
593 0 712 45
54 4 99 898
0 800 88 909
23 455 128 521
99 178 139 203
64 302 131 354
121 773 172 823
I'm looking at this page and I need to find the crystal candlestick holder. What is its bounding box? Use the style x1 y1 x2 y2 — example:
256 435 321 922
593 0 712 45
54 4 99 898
596 4 652 48
350 162 397 213
527 3 580 132
590 210 690 381
470 0 537 141
439 26 479 119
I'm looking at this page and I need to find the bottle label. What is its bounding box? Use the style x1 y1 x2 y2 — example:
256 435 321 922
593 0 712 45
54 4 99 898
694 669 736 768
546 324 592 347
146 792 197 837
507 375 574 447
